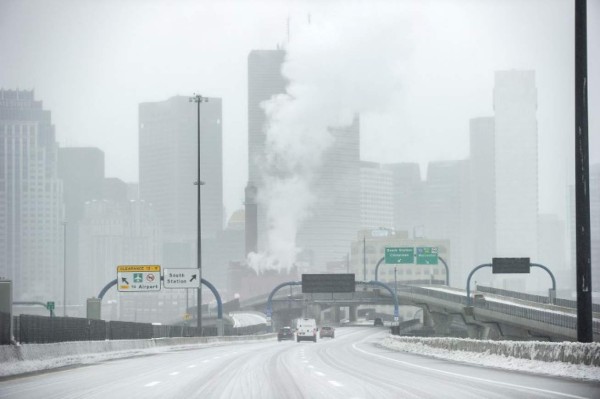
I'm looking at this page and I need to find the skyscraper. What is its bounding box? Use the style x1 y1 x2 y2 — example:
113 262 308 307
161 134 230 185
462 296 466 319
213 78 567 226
296 117 361 270
360 161 393 230
422 160 471 285
247 49 287 188
493 70 538 260
469 117 495 264
0 89 64 302
139 95 223 270
384 162 423 236
58 147 104 306
590 164 600 296
247 49 287 252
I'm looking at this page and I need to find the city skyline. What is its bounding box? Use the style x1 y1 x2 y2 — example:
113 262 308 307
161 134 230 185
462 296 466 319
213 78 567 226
1 0 598 223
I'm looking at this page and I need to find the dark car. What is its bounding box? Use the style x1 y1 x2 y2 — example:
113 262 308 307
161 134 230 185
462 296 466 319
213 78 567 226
374 317 384 326
319 326 335 339
277 327 294 341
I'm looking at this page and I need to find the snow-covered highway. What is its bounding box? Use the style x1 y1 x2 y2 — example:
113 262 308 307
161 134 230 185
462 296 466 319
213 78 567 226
0 327 598 399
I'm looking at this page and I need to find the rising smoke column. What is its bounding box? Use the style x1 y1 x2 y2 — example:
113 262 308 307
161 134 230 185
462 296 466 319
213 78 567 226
248 5 407 273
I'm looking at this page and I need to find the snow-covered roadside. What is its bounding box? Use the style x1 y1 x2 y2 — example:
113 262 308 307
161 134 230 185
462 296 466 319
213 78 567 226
0 337 273 378
381 335 600 381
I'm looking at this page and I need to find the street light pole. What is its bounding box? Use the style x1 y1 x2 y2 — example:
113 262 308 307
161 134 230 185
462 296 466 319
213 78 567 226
190 93 208 335
62 221 67 317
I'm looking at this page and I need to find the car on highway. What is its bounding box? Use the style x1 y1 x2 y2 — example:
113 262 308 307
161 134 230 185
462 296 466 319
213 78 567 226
374 317 384 326
319 326 335 339
296 318 318 342
277 327 294 341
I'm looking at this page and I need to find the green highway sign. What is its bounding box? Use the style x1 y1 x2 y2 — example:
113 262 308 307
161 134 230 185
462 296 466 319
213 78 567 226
385 247 414 264
46 301 55 310
416 247 438 264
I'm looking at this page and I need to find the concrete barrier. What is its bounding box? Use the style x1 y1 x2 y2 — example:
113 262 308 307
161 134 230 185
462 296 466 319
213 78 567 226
0 334 276 365
383 336 600 366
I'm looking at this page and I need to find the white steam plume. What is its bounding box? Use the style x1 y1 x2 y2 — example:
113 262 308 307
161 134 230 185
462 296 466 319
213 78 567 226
248 5 407 273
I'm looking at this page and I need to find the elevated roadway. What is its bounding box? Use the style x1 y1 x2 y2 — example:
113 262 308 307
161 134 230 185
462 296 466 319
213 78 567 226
240 284 600 341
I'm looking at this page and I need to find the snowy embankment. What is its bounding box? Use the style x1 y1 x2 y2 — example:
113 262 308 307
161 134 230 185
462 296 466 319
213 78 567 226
381 335 600 381
0 334 275 377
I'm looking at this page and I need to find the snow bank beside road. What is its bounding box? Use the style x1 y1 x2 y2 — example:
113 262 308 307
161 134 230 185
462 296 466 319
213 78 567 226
0 334 275 377
381 336 600 381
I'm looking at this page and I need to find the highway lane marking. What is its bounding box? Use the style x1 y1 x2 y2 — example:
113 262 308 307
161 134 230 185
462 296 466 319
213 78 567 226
315 371 325 377
188 365 197 368
169 372 179 376
328 380 343 387
145 381 161 387
351 342 589 399
202 360 210 363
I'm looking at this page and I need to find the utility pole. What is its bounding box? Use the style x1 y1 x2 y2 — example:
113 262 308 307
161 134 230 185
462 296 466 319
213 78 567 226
190 94 208 336
575 0 592 342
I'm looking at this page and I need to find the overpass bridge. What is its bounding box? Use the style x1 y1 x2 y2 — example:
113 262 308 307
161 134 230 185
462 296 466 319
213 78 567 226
240 283 600 342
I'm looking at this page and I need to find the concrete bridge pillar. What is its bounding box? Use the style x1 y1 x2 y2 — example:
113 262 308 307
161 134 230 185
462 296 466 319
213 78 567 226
309 304 322 323
466 324 494 339
330 306 340 323
349 305 358 322
422 308 451 335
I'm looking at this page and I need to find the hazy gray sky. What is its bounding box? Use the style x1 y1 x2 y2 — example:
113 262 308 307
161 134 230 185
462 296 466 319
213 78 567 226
1 0 598 222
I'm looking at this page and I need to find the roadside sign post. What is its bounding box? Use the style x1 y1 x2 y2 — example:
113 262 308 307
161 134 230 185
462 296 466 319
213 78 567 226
117 265 161 292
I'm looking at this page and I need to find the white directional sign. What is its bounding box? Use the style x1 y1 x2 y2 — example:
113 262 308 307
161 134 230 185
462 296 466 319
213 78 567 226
117 265 161 292
163 268 200 289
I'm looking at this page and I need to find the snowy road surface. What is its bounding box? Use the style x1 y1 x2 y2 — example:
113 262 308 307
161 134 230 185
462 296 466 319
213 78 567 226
0 327 598 399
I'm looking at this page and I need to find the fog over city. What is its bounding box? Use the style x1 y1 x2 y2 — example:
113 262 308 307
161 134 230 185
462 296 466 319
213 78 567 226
1 0 599 294
1 1 600 397
1 0 597 217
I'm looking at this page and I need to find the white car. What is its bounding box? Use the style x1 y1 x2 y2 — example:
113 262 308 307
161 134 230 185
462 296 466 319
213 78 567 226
296 318 317 343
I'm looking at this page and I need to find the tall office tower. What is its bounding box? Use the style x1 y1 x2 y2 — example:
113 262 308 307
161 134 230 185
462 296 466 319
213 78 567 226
591 164 600 296
78 198 162 319
537 213 567 294
469 117 495 264
360 161 393 230
0 89 64 302
248 49 287 188
247 49 287 251
139 96 223 269
384 163 423 236
58 147 104 306
423 160 471 285
296 117 361 270
493 71 539 270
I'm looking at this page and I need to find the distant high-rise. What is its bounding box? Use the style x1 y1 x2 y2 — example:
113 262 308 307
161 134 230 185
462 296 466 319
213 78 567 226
247 49 287 188
78 198 162 319
423 160 471 284
0 89 64 302
493 71 538 261
139 96 223 268
590 164 600 296
384 162 423 236
58 147 105 306
297 117 361 270
247 49 287 252
469 117 495 264
360 161 393 230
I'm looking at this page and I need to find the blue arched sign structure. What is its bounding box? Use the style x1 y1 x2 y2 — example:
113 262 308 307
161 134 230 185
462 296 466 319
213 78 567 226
97 277 223 319
266 280 400 323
